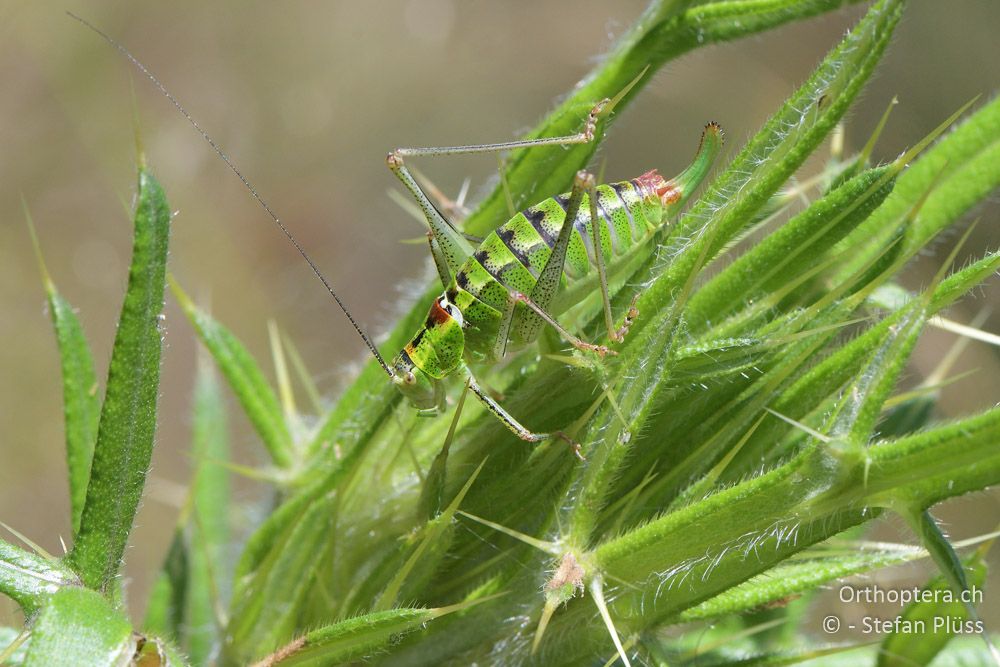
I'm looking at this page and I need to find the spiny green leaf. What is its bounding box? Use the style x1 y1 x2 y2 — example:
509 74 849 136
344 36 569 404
878 553 988 667
231 480 320 585
418 381 469 522
171 278 293 469
144 356 231 664
901 510 982 636
828 212 978 445
465 0 868 239
867 407 1000 508
829 300 926 444
48 287 100 537
834 94 1000 284
23 587 135 667
596 245 994 580
143 531 187 641
679 548 921 623
68 166 171 593
653 0 906 307
580 414 999 657
0 539 79 617
618 305 860 517
593 453 857 594
224 491 336 663
731 250 1000 476
260 605 467 667
566 0 907 548
184 355 230 664
375 460 484 611
928 251 1000 313
227 410 378 648
26 207 100 535
684 164 896 331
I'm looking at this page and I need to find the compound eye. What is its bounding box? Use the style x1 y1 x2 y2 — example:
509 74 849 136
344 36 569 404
404 372 416 385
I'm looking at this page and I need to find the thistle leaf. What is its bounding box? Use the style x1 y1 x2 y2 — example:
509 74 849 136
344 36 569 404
68 167 171 593
26 209 100 535
23 587 136 667
171 279 293 470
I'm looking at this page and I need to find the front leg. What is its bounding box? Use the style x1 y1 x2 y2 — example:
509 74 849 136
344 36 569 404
426 232 453 290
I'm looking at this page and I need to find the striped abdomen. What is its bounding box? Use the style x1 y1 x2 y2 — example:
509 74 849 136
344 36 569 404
450 171 671 360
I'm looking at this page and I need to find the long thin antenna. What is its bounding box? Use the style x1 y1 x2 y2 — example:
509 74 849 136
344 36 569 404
68 12 396 378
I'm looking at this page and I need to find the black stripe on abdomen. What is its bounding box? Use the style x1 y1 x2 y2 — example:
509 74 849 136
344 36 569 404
473 249 508 284
610 182 639 239
522 207 556 248
496 226 534 270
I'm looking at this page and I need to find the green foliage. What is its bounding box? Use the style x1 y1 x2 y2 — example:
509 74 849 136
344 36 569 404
27 209 100 534
4 167 178 663
67 166 171 594
183 359 231 663
23 588 135 667
143 356 230 663
878 549 990 666
4 0 1000 665
253 604 480 667
0 541 79 617
466 0 870 237
171 280 292 470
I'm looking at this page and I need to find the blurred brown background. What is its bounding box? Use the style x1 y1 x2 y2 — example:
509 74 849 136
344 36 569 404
1 0 998 638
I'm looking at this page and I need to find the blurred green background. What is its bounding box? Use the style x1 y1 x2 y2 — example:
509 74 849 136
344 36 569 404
1 0 998 636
